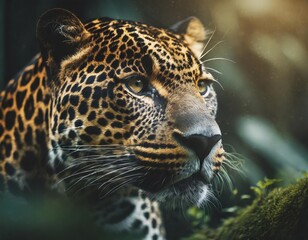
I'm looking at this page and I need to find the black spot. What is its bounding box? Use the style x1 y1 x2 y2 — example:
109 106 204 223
127 39 134 46
151 218 157 228
80 73 86 82
78 101 88 115
105 130 111 137
18 115 24 132
60 111 67 119
152 234 158 240
68 130 77 139
119 52 126 60
91 100 99 108
97 118 108 127
71 83 80 93
94 65 104 73
80 134 92 142
132 219 142 229
92 86 102 100
87 111 96 121
80 75 87 84
116 28 124 36
101 89 108 99
82 87 92 98
124 132 131 139
70 95 80 106
30 77 40 91
36 89 43 102
141 203 147 210
16 90 27 109
24 95 35 120
114 132 122 139
141 55 153 76
58 123 66 134
75 119 83 127
109 41 119 53
122 35 128 42
85 126 102 135
71 72 78 82
5 142 12 158
87 65 94 73
126 49 134 58
61 94 69 106
97 72 107 82
68 107 75 120
116 99 126 107
105 111 114 120
106 54 115 64
20 151 37 171
148 135 156 140
143 212 150 219
111 122 123 128
35 109 44 125
111 60 119 69
107 69 115 79
123 67 132 73
115 115 123 121
5 162 15 176
86 76 96 84
5 111 16 130
95 49 106 61
101 101 108 108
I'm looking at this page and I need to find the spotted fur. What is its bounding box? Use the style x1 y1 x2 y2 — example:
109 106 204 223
0 9 225 239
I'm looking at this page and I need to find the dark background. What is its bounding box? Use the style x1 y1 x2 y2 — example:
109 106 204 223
0 0 307 239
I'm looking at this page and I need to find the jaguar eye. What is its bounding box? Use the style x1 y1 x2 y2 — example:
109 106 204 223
197 79 210 96
125 76 146 95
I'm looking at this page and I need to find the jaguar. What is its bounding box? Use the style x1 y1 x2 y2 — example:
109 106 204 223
0 8 225 239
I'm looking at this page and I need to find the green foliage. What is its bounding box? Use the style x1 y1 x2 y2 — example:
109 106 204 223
187 175 308 240
250 177 281 197
187 206 209 228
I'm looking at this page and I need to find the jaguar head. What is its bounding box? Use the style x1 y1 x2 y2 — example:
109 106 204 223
37 9 225 206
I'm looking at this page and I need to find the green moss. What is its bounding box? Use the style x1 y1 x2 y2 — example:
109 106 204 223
189 176 308 240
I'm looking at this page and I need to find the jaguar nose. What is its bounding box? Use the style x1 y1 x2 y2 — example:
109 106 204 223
173 133 222 162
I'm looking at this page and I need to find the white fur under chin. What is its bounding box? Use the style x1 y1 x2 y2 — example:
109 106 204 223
196 185 209 208
150 181 211 209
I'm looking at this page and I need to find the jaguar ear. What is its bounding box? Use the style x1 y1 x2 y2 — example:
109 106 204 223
37 8 90 65
171 17 207 58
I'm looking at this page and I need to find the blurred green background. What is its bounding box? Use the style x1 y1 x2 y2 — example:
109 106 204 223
0 0 307 239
